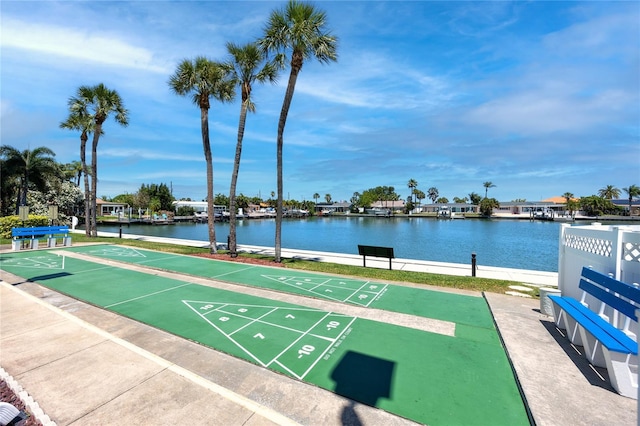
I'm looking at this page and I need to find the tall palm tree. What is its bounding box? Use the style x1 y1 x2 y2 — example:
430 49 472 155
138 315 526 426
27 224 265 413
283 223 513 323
71 84 128 237
60 91 98 236
259 0 338 262
224 42 280 257
622 184 640 216
169 57 235 253
407 179 418 205
0 145 59 213
483 181 496 199
313 193 320 206
598 185 620 200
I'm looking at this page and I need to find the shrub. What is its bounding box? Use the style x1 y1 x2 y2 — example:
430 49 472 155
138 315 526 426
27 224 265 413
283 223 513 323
0 215 50 239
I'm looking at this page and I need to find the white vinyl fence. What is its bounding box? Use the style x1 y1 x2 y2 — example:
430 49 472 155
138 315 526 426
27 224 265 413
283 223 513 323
558 223 640 300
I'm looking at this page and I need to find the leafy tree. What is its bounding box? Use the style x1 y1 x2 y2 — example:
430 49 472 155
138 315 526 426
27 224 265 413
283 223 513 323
622 185 640 216
224 41 280 257
259 0 338 262
479 197 500 216
214 193 230 207
562 192 574 205
598 185 620 200
169 57 235 253
325 193 332 203
404 198 414 214
580 195 619 216
483 181 496 198
137 183 174 211
0 145 59 213
453 196 468 203
468 192 482 205
436 197 449 204
427 187 439 203
313 193 320 206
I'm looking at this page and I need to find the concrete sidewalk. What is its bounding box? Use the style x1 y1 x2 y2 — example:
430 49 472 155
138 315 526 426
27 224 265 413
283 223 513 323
1 242 635 425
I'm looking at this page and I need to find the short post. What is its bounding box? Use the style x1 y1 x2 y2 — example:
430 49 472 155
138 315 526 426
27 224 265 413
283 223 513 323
119 223 123 238
471 252 477 277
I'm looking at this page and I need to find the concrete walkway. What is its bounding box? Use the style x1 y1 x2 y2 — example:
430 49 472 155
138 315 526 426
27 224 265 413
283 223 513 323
1 241 636 425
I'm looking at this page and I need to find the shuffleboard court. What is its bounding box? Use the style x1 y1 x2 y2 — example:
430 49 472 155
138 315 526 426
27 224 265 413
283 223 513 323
0 249 529 425
65 244 495 334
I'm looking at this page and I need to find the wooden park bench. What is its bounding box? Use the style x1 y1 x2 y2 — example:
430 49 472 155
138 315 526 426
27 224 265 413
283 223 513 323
357 244 394 270
549 266 639 399
11 226 71 251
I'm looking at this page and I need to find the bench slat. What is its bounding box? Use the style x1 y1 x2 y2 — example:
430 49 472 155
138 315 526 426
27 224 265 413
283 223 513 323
582 267 640 304
579 278 639 321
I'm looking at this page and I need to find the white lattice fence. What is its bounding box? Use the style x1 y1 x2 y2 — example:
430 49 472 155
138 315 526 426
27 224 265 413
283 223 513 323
558 223 640 299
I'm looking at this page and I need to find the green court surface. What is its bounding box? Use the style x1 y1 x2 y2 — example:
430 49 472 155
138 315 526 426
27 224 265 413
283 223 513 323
1 248 529 425
66 245 495 333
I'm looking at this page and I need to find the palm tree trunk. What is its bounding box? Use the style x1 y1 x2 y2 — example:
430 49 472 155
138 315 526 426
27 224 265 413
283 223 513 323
274 65 301 263
80 135 91 237
90 127 101 237
229 101 249 257
201 107 217 254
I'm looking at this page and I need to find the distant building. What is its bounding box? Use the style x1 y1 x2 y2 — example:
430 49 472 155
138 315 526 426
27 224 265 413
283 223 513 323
172 201 227 214
96 198 128 216
314 201 351 213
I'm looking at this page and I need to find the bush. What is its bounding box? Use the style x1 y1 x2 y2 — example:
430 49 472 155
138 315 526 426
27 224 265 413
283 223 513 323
0 215 50 239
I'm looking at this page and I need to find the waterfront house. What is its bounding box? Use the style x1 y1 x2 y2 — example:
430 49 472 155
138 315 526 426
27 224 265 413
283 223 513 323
315 201 351 214
96 198 129 216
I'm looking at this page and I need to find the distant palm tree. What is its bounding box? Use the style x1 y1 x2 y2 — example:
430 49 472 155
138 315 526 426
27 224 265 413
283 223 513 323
598 185 620 200
0 145 59 213
259 0 338 262
325 193 332 203
224 42 280 257
562 192 574 204
169 57 235 253
313 193 320 206
407 179 418 205
60 90 100 236
428 187 439 203
622 184 640 216
483 181 496 199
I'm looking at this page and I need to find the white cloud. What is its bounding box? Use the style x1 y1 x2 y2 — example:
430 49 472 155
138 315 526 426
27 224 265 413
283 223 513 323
1 18 170 74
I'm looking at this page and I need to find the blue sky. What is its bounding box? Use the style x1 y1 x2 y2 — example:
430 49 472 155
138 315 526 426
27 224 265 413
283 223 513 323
2 1 639 203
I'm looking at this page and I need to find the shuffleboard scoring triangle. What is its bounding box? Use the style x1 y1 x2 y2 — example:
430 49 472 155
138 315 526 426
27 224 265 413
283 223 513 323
261 275 387 307
182 299 357 379
0 254 65 270
84 246 147 258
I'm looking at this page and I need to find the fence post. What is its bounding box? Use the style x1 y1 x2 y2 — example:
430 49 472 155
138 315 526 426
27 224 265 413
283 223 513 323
471 252 476 277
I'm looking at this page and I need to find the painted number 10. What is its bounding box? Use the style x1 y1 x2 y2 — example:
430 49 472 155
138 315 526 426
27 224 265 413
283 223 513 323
298 345 315 359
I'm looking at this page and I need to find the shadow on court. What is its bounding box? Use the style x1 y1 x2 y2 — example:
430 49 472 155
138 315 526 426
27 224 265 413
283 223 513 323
331 351 395 426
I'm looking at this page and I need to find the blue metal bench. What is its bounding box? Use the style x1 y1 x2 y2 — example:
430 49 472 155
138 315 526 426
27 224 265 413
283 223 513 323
549 266 640 398
11 226 71 250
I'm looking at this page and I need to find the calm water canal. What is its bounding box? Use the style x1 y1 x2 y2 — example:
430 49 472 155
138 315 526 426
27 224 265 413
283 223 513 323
98 216 571 272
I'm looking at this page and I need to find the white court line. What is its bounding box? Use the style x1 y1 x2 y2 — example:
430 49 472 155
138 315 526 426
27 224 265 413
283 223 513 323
105 282 193 308
2 283 300 426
